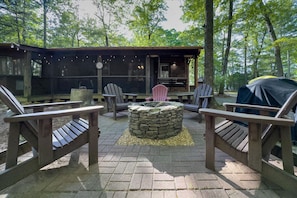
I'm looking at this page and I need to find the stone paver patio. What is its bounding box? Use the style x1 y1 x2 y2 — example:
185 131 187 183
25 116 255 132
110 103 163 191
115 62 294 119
0 109 296 198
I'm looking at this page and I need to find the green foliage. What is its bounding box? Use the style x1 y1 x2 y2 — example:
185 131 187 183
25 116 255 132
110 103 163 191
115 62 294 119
128 0 167 46
0 0 42 44
183 0 297 91
0 0 296 88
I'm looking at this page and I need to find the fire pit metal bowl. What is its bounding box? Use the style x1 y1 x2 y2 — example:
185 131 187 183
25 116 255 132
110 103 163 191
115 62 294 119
128 101 184 139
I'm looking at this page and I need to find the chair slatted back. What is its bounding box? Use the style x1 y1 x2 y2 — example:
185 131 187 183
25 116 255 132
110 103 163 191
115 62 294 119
0 85 38 138
0 85 25 115
104 83 124 103
193 84 212 108
275 90 297 118
262 90 297 139
152 84 168 101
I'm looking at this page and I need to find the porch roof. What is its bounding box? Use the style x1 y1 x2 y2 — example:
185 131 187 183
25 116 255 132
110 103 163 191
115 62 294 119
0 43 203 57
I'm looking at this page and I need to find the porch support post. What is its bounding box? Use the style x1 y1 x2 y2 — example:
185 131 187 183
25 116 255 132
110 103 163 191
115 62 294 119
194 56 198 87
97 56 103 95
23 51 32 100
145 55 150 95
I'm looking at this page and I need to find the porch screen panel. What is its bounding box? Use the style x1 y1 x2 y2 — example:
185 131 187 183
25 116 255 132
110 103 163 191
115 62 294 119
102 55 146 93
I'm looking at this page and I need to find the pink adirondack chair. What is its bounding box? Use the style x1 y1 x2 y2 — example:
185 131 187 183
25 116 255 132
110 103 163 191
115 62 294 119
146 84 171 101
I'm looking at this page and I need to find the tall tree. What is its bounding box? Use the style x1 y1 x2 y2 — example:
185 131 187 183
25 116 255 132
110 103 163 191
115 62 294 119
42 0 48 47
0 0 41 44
181 0 205 46
49 11 81 47
128 0 167 46
183 0 227 88
45 0 78 47
218 0 233 95
204 0 214 88
259 0 283 76
92 0 125 46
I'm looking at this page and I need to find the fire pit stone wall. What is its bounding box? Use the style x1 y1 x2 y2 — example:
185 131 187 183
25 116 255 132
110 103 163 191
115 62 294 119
128 101 184 139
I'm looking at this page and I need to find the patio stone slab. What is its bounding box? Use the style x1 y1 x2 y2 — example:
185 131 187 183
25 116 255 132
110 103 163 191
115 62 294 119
0 108 296 197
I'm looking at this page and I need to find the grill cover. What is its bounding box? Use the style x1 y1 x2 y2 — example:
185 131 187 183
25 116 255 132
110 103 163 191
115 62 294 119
236 77 297 143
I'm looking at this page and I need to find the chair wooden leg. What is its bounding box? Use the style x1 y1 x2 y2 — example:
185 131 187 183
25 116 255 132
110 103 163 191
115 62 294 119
88 112 99 165
6 123 21 169
112 98 117 120
280 126 294 174
197 113 202 123
38 119 54 166
113 106 116 120
248 123 262 172
205 115 215 170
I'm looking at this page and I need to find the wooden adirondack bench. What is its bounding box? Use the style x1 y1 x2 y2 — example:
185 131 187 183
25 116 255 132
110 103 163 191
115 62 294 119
146 84 171 101
103 83 137 120
199 90 297 194
177 83 213 122
0 85 103 190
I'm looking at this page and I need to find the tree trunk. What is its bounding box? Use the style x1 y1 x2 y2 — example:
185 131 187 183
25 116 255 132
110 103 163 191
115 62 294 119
260 1 283 76
219 0 233 95
22 1 27 43
252 30 266 78
105 33 109 47
15 13 21 43
43 0 47 48
244 33 248 84
204 0 214 90
287 50 290 78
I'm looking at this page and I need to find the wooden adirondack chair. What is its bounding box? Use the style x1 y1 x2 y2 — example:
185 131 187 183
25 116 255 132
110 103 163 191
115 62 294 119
146 84 171 101
199 90 297 194
103 83 137 120
178 83 213 122
0 85 103 190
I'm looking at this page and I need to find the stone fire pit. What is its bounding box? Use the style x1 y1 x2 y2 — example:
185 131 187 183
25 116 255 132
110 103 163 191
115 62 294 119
128 101 184 139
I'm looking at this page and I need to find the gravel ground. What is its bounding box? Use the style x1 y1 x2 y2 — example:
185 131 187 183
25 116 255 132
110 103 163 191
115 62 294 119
0 103 9 151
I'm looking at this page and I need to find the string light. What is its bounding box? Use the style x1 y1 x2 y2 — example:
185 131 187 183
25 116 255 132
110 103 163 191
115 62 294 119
8 47 150 72
137 65 144 70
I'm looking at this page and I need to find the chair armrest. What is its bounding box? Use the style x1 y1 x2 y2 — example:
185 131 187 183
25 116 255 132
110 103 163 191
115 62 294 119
199 108 294 126
199 95 213 99
102 94 116 112
23 101 82 112
176 93 194 97
123 93 137 102
102 94 116 98
145 97 153 101
223 102 280 114
4 106 103 122
176 92 193 103
123 93 138 97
